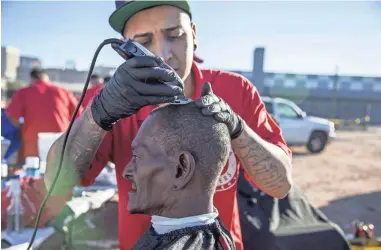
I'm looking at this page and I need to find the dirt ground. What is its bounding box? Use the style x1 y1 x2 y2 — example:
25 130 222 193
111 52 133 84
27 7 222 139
291 126 381 236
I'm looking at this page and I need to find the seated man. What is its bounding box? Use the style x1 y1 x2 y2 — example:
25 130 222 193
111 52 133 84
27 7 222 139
123 102 236 250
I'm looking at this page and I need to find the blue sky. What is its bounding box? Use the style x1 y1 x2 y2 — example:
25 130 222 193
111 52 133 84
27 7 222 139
1 1 380 76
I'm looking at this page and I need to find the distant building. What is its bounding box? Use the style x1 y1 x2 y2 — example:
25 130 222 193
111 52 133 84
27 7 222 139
19 55 41 69
232 47 381 124
1 46 21 81
44 65 116 84
65 60 77 70
17 55 42 82
3 45 380 124
45 68 88 83
93 65 116 77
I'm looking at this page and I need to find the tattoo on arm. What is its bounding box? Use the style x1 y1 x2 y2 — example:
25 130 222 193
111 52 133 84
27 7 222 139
45 107 107 193
232 122 291 198
69 108 107 175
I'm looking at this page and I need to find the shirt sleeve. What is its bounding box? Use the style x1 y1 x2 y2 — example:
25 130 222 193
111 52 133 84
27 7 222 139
239 78 292 184
66 90 83 119
80 129 113 187
5 90 24 120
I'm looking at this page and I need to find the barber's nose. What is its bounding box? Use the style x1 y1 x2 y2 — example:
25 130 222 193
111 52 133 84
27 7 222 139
152 40 173 63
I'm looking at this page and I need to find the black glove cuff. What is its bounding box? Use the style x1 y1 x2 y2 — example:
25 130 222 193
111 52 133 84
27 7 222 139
91 94 115 131
230 116 244 140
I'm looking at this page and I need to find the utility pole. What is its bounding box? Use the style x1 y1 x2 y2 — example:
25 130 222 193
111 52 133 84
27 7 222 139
332 65 339 119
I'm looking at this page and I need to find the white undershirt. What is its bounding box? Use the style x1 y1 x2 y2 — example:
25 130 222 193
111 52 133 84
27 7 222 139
151 211 219 235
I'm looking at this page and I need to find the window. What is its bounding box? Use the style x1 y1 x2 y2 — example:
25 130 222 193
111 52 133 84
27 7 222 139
264 101 273 115
277 102 299 119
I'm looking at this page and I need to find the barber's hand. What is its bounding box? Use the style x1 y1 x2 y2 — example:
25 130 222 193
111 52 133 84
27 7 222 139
195 82 244 139
91 56 184 131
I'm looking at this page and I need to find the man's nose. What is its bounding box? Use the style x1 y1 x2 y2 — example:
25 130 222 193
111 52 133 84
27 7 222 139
123 161 134 180
152 39 173 63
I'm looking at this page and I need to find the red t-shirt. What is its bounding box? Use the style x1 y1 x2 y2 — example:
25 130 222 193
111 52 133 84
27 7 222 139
81 84 104 108
5 81 82 161
81 63 291 250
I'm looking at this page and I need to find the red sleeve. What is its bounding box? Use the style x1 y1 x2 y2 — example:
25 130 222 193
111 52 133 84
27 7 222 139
5 89 24 119
81 92 92 110
66 90 83 119
239 78 292 184
80 86 102 109
80 130 113 187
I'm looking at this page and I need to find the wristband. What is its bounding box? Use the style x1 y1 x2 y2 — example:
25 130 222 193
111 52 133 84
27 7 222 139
91 95 115 131
230 117 244 140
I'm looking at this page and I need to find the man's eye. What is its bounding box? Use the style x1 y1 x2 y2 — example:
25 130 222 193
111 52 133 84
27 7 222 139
168 32 184 40
137 41 150 47
132 155 139 162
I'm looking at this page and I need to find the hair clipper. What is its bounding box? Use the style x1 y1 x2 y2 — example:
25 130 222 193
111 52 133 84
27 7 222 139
111 39 192 105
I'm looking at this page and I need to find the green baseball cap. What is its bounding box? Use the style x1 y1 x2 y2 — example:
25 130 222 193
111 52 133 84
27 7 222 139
109 1 192 34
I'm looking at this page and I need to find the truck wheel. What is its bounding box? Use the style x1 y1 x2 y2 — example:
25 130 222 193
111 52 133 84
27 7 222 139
307 131 328 153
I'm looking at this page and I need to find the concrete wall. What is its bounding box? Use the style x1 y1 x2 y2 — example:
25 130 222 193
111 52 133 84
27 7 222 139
233 48 381 124
45 68 88 83
263 73 381 124
3 46 380 124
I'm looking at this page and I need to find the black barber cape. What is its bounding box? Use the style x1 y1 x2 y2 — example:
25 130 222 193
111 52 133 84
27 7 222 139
237 169 351 250
132 218 236 250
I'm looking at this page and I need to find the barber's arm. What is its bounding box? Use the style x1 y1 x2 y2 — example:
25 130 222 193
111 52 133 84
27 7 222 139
195 83 292 199
231 123 292 199
45 56 184 195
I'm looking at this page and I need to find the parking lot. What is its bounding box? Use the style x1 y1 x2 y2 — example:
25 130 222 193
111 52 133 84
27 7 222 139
291 127 381 235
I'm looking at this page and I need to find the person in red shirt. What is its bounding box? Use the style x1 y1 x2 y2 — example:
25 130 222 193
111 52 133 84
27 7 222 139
6 68 82 162
44 1 292 250
81 74 104 108
103 74 112 84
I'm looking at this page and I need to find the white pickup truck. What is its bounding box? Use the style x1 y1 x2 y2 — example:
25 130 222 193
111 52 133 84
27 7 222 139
262 96 336 153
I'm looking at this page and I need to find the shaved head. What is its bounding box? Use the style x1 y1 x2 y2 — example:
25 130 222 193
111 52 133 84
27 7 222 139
124 102 231 216
151 102 230 193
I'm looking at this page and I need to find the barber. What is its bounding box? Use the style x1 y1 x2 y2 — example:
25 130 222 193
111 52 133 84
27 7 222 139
44 1 292 250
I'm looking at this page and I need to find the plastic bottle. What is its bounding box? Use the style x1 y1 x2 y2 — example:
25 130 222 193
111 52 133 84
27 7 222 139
24 156 40 177
39 160 47 175
1 160 8 190
6 175 24 233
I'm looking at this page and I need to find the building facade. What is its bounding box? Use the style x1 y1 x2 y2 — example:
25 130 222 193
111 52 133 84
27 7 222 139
233 48 381 124
2 46 380 124
45 68 88 83
1 46 21 81
93 66 116 77
17 55 42 82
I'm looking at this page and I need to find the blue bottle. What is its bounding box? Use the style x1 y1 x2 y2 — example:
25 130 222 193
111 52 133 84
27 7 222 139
23 156 40 178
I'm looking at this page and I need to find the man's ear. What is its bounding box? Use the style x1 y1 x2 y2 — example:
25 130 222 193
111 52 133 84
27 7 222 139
172 151 196 190
191 23 198 51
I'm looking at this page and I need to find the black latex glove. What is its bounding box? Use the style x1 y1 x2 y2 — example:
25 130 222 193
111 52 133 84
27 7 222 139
91 56 184 130
195 82 244 139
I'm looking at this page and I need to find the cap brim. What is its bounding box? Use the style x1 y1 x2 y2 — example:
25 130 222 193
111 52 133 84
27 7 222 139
109 1 191 34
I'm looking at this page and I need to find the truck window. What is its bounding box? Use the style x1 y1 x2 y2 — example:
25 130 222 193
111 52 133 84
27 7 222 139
277 102 299 119
264 101 273 115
